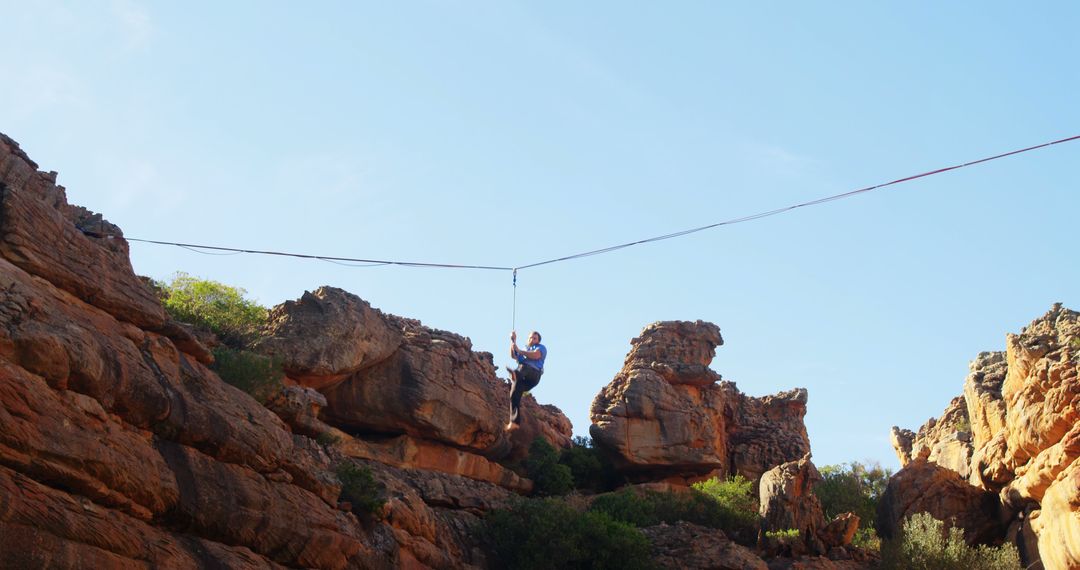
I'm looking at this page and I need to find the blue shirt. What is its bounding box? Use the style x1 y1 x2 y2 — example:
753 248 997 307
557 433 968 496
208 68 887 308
517 343 547 371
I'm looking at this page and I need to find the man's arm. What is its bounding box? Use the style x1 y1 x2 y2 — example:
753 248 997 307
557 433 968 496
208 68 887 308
509 331 519 359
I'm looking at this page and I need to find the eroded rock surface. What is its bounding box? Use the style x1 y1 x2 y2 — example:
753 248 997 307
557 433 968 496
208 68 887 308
590 320 810 482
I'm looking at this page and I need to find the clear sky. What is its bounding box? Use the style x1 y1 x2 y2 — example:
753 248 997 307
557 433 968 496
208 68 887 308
3 2 1078 470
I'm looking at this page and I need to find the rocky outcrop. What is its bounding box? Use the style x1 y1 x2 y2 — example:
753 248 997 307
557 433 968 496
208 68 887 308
886 304 1079 567
257 285 573 479
890 396 973 479
0 134 164 329
590 320 810 482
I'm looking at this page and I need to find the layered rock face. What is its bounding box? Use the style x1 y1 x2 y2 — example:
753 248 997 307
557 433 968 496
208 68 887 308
885 305 1080 568
590 320 810 482
0 133 571 569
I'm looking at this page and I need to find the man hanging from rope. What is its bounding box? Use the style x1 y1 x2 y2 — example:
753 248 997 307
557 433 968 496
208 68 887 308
505 330 546 431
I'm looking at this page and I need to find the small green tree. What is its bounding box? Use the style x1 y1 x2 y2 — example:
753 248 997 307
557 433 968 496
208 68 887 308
692 475 757 519
815 461 891 523
525 438 574 497
159 272 267 347
880 512 1020 570
558 436 619 492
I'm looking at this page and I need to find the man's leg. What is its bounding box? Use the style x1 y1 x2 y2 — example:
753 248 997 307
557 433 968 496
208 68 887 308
509 366 541 427
508 374 525 428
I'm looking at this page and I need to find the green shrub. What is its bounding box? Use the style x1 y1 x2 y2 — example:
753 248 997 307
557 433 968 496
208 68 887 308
815 461 891 529
851 527 881 550
588 483 759 545
159 272 267 347
765 528 802 548
211 347 284 403
316 432 341 446
879 512 1020 570
525 438 574 497
335 462 385 517
692 475 757 521
559 436 619 492
484 498 653 570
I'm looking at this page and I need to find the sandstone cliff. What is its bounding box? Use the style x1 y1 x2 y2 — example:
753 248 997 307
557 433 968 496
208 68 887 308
0 133 573 568
883 304 1080 569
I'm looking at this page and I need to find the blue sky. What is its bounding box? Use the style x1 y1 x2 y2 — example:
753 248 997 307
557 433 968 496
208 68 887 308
3 2 1078 469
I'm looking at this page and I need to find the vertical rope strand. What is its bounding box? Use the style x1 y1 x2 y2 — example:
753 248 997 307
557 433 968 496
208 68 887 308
511 269 518 333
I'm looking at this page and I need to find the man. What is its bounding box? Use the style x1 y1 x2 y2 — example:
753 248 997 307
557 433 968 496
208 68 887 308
506 330 546 431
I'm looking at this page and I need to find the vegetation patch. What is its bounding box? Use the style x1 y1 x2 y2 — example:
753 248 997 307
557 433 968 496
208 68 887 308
879 512 1020 570
158 272 267 348
524 438 574 497
814 460 890 550
483 498 653 570
558 436 620 492
589 476 759 545
210 347 284 404
335 461 385 518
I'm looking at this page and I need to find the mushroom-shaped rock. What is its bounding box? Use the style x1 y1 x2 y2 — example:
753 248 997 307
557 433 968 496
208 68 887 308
590 320 810 482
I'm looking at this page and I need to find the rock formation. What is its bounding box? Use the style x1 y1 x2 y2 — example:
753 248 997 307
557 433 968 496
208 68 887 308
590 320 811 482
0 133 574 568
885 304 1080 568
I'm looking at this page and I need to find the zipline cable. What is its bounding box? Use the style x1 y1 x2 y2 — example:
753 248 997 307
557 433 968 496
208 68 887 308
514 133 1080 270
84 133 1080 275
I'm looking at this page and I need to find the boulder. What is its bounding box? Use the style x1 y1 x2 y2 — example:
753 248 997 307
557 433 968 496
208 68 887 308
875 457 1005 545
818 513 860 549
256 287 402 389
590 320 810 481
642 521 768 570
266 385 334 438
